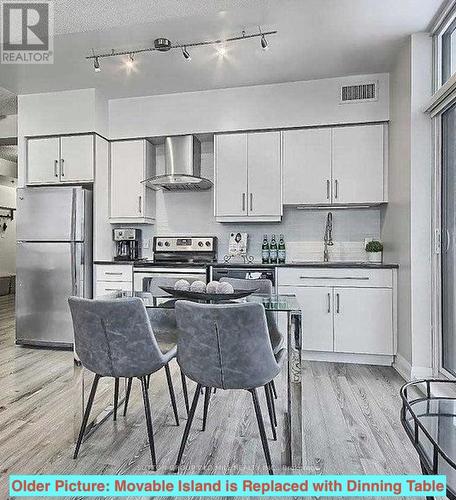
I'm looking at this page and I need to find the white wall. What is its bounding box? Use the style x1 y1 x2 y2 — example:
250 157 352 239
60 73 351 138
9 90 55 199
0 114 17 138
382 40 412 364
382 33 433 378
410 33 433 377
0 185 16 274
109 73 389 139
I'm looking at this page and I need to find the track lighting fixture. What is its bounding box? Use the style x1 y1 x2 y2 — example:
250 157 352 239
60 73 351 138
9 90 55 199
125 53 135 68
261 34 268 50
258 26 269 50
87 27 277 69
217 45 226 57
182 46 191 60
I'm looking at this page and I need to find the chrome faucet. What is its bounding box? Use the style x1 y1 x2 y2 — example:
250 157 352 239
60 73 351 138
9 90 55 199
323 212 333 262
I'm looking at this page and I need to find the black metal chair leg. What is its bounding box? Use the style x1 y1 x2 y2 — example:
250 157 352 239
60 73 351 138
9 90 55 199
74 374 100 459
420 461 435 500
140 376 157 471
264 385 277 441
268 382 277 427
250 387 274 475
174 383 202 472
202 386 211 431
180 370 189 415
271 379 278 399
123 377 133 416
165 364 179 426
146 374 151 390
113 377 119 421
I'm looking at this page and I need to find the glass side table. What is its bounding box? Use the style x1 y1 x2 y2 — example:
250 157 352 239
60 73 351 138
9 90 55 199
401 379 456 500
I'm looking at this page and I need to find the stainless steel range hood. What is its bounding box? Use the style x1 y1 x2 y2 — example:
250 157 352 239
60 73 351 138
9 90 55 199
142 135 212 191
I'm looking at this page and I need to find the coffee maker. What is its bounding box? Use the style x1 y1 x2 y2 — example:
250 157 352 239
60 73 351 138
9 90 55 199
113 228 141 261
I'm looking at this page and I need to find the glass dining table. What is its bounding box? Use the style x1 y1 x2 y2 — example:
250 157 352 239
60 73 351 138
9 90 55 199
73 292 303 468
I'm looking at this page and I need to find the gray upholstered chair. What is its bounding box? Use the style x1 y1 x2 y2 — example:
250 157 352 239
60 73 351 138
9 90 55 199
122 306 190 416
220 277 284 402
174 300 285 474
219 277 284 354
68 296 180 470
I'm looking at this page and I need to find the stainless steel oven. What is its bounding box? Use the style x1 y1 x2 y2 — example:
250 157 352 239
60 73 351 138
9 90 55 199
133 236 217 294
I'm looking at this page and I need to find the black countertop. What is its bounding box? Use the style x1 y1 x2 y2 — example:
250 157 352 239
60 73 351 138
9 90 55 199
210 262 399 269
94 260 398 269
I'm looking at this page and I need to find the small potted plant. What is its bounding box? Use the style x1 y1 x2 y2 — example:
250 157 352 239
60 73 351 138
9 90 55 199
365 240 383 263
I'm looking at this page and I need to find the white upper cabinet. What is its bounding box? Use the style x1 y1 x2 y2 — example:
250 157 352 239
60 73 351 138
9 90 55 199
282 128 332 205
110 139 155 224
247 131 282 217
60 135 94 183
282 123 387 206
27 137 60 185
27 134 95 185
214 131 282 222
332 124 385 204
215 133 248 217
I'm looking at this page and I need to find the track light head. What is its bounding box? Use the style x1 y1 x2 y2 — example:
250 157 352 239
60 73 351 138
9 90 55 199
261 34 268 50
217 45 226 57
93 56 101 72
182 46 191 61
125 53 135 69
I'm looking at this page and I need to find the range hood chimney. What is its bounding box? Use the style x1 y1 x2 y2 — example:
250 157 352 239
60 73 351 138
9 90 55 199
142 135 212 191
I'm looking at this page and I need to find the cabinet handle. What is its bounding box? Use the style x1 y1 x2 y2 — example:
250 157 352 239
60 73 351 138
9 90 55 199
326 180 330 200
250 193 253 211
60 158 65 177
54 160 59 177
105 288 122 291
336 293 340 313
242 193 246 212
105 272 122 276
299 276 369 280
327 292 331 313
138 196 142 214
334 179 338 199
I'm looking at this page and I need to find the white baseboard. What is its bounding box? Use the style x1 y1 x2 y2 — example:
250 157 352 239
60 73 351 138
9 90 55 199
301 351 394 366
393 354 433 382
393 353 412 381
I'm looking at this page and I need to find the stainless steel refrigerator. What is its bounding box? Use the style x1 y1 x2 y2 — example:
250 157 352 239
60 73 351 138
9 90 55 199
16 187 92 347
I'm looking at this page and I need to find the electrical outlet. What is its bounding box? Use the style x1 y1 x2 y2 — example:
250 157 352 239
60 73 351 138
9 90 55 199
143 239 150 249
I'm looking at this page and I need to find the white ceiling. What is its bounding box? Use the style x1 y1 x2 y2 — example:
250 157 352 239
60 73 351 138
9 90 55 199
0 0 444 100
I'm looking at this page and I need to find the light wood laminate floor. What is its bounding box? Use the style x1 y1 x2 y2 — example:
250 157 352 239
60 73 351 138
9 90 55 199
0 294 420 499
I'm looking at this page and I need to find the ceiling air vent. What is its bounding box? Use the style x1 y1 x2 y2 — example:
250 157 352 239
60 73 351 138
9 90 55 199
340 82 377 103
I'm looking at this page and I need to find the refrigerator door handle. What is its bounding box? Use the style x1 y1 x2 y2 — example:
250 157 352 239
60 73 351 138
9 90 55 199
71 243 77 296
71 188 77 241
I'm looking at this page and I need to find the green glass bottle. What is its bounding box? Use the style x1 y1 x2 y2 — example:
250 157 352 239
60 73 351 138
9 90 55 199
278 234 286 264
270 234 278 264
262 234 270 263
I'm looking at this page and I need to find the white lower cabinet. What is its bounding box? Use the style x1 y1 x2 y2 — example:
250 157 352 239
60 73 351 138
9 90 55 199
290 286 333 351
94 264 133 298
95 281 132 297
278 268 396 361
333 287 393 355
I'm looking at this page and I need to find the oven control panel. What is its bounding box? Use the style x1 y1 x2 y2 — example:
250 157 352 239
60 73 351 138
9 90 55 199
153 236 216 252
